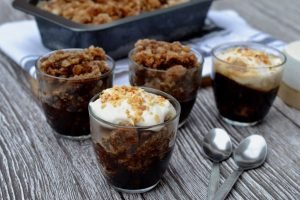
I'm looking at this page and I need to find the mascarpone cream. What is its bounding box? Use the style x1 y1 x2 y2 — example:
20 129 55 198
89 86 176 126
215 47 284 91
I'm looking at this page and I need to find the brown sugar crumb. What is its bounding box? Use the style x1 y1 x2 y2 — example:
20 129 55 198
131 39 198 70
39 46 110 79
37 0 189 25
231 47 272 66
100 86 168 125
154 114 160 123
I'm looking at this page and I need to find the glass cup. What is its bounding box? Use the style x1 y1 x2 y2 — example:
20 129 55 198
128 49 203 127
89 87 181 193
211 42 286 126
36 49 114 139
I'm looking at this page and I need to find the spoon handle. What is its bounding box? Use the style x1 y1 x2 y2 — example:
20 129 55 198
213 169 243 200
208 162 220 200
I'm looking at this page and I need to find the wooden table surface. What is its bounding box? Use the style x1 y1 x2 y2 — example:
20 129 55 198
1 0 300 199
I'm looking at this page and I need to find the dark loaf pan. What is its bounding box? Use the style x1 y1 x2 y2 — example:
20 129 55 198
13 0 213 59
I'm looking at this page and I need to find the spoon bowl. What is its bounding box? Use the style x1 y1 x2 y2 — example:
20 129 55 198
203 128 233 162
234 135 267 170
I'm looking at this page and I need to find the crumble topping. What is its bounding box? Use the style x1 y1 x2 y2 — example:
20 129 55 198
131 39 198 70
217 47 282 69
214 47 284 91
37 0 189 25
38 46 110 79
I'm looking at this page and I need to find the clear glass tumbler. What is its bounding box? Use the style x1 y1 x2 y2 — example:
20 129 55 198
212 42 286 126
128 49 203 127
36 49 114 139
89 87 181 193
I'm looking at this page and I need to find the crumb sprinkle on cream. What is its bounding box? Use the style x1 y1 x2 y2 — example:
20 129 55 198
91 86 176 126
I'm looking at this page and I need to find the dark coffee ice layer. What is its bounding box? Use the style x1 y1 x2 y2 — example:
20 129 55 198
92 125 175 190
179 97 196 124
42 103 90 136
95 143 173 190
213 73 279 123
39 76 112 137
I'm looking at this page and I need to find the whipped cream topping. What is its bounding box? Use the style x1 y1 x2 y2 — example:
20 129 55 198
89 86 176 126
215 47 284 91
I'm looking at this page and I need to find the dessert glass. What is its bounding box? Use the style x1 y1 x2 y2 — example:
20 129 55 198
36 49 114 139
128 49 203 127
89 87 181 193
212 42 286 126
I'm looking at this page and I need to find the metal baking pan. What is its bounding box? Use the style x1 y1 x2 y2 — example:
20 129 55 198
13 0 213 59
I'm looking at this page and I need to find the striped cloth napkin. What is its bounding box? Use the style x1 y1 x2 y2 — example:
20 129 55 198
0 10 285 86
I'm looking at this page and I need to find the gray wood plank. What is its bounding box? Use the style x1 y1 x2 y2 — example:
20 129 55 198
212 0 300 42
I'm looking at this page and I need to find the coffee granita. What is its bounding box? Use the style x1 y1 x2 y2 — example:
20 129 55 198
36 46 113 137
89 86 179 191
129 39 203 126
212 46 284 124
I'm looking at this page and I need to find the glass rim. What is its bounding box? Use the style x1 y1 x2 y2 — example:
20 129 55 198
128 47 204 72
211 42 287 69
35 48 115 81
88 86 181 129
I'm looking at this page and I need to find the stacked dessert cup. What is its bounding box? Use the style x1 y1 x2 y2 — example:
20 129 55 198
128 39 203 127
89 86 181 193
36 47 115 139
211 42 286 126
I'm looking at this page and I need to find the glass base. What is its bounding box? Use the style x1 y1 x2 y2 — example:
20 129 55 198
221 116 260 127
112 181 159 193
178 120 187 128
53 131 91 140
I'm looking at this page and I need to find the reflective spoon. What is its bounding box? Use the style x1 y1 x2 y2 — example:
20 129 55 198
203 128 233 200
214 134 268 200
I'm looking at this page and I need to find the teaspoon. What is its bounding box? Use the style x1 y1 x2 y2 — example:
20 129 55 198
214 134 268 200
203 128 233 200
